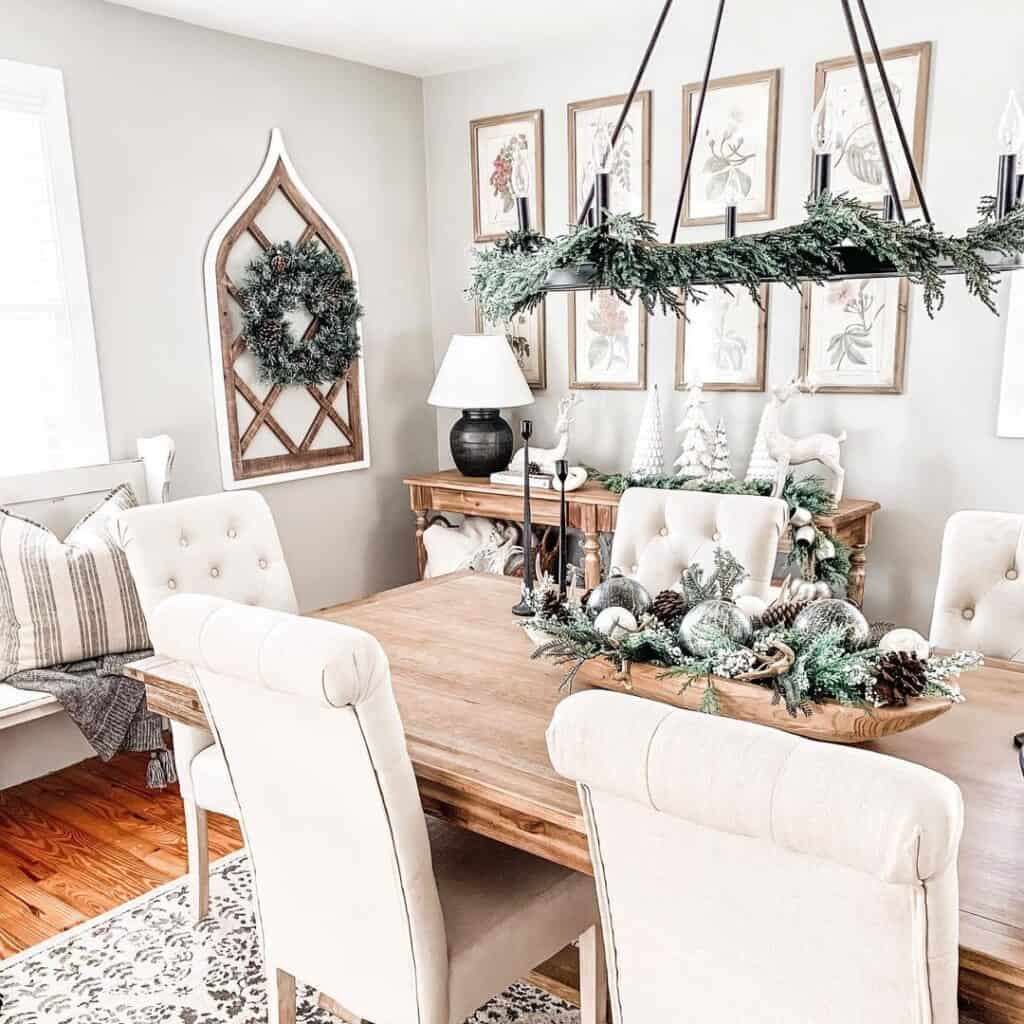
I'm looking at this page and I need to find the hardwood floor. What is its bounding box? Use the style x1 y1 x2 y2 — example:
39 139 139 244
0 752 243 958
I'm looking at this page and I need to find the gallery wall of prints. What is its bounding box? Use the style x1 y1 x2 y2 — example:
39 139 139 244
466 43 928 405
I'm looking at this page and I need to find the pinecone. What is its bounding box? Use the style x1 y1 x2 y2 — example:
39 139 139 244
270 253 289 274
651 589 686 626
758 600 808 629
257 318 283 345
539 588 569 622
872 651 928 706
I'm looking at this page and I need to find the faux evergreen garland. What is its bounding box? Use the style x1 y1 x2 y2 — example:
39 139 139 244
240 241 362 387
528 583 977 718
587 467 851 590
469 193 1024 325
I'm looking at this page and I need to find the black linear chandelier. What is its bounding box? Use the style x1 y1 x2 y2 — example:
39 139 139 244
470 0 1024 325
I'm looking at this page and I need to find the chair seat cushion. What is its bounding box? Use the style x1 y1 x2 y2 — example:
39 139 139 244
189 743 239 818
427 818 597 1024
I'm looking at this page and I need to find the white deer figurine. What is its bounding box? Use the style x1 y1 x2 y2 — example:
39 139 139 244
763 378 847 501
508 393 582 475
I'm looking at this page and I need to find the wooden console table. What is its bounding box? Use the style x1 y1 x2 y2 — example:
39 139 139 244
404 470 880 606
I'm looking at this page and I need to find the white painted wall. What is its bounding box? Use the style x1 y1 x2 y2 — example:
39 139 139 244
423 0 1024 631
3 0 438 612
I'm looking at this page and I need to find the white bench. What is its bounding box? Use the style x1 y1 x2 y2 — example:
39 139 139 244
0 437 174 789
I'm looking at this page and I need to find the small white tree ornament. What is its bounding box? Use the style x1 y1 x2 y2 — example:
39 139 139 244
707 418 733 482
630 384 665 476
674 382 714 479
745 397 781 484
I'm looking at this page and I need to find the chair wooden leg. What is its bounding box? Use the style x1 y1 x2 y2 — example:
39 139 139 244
183 798 210 923
266 967 296 1024
318 992 365 1022
579 924 609 1024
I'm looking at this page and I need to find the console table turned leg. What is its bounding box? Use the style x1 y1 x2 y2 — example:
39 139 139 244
583 531 601 591
414 509 427 579
848 546 867 608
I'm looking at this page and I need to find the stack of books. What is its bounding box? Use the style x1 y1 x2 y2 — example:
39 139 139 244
489 469 554 489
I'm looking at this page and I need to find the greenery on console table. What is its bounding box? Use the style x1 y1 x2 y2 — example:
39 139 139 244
587 467 852 591
469 192 1024 324
528 588 977 718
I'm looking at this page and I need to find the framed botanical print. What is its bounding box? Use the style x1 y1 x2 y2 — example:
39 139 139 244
474 301 547 390
799 278 909 393
813 42 931 210
568 91 651 221
470 109 544 242
680 69 780 227
675 285 769 391
569 291 647 390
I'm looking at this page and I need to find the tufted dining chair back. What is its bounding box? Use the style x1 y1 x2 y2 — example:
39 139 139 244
548 689 964 1024
150 594 448 1024
113 490 298 921
930 510 1024 661
609 488 789 598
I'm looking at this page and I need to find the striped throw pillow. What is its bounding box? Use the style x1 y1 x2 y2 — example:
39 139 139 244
0 484 150 679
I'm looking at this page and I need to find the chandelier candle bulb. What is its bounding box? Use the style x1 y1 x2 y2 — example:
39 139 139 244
510 147 533 233
723 172 741 239
810 87 840 200
997 91 1024 218
555 459 568 598
512 420 535 617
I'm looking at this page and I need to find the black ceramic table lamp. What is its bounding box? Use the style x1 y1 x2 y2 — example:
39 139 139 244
427 333 534 477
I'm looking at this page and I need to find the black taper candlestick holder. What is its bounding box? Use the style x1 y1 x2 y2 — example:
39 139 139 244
555 459 568 599
997 153 1019 219
812 153 832 200
512 420 535 617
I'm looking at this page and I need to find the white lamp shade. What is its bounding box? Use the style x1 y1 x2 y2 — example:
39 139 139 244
428 334 535 409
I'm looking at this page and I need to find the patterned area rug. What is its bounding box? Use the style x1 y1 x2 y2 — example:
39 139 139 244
0 853 579 1024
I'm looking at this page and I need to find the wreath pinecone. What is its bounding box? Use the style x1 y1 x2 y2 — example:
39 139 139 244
759 600 808 629
652 589 686 626
539 588 569 622
872 651 928 706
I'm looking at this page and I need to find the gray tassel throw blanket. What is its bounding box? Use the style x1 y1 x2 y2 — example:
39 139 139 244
7 651 177 789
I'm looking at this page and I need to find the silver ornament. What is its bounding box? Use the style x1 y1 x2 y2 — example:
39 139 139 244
792 598 870 646
817 538 836 560
586 569 653 619
790 506 813 527
879 627 931 660
679 599 753 656
794 524 818 545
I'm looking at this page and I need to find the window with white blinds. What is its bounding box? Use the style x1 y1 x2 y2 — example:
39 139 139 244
0 59 108 477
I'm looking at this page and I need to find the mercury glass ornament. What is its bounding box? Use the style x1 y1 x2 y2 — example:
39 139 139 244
679 599 753 657
792 598 870 647
585 569 653 620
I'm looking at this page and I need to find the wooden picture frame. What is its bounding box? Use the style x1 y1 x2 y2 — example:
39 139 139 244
680 68 780 228
470 109 544 243
675 284 769 391
569 292 647 391
812 41 932 210
798 278 909 394
567 91 652 221
474 300 547 390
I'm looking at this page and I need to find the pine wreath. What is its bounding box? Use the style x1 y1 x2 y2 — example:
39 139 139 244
240 241 363 387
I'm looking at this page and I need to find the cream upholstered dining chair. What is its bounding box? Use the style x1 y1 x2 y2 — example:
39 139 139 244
608 487 789 598
114 490 297 921
150 593 604 1024
547 690 964 1024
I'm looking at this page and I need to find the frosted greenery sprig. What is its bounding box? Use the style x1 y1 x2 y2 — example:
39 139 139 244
469 192 1024 324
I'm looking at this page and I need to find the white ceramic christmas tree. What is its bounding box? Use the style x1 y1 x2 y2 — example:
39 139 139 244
745 397 780 483
707 418 733 482
674 382 714 479
630 384 665 476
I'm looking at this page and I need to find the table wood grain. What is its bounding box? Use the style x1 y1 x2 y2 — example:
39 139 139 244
127 571 1024 1023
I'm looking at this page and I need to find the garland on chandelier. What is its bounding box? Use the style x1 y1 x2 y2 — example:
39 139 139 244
240 241 363 387
469 193 1024 325
587 468 851 590
527 576 978 718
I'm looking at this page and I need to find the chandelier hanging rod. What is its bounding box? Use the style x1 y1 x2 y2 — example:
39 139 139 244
669 0 727 244
576 0 676 227
852 0 933 225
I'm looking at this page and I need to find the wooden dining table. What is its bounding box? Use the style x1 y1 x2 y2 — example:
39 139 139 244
126 571 1024 1024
